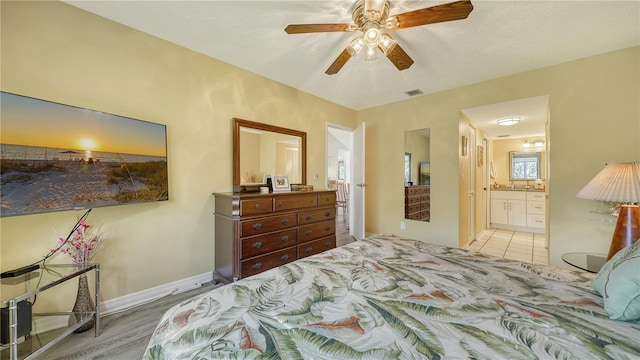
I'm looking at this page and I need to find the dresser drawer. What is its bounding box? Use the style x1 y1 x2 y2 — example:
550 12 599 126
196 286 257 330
405 203 421 214
240 214 297 237
274 194 318 211
241 229 297 259
406 212 421 220
318 192 336 206
299 219 335 243
406 194 422 205
298 235 336 259
241 247 297 277
299 207 336 225
239 198 273 216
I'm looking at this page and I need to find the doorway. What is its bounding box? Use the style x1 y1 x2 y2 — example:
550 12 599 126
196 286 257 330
460 96 550 263
326 123 365 240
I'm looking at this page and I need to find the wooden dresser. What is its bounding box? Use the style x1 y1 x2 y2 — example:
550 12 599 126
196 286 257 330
213 190 337 281
404 185 430 221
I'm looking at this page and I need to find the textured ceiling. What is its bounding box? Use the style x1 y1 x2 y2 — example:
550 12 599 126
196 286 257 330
64 0 639 137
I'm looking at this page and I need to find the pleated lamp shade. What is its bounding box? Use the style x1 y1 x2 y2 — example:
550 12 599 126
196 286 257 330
577 162 640 202
577 161 640 259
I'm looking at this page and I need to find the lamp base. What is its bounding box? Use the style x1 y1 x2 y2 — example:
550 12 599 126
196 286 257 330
607 205 640 260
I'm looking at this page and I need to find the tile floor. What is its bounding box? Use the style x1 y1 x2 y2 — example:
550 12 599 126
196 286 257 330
466 228 549 265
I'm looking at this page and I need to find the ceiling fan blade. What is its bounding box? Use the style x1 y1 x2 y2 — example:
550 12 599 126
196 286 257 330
385 44 414 71
391 0 473 30
326 48 352 75
285 23 353 34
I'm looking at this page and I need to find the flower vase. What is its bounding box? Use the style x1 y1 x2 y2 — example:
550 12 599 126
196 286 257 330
69 273 95 333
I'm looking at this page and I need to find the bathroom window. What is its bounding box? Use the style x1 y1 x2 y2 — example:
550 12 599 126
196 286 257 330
510 151 540 180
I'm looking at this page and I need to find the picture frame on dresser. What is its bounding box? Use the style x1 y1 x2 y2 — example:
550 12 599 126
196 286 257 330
272 175 291 192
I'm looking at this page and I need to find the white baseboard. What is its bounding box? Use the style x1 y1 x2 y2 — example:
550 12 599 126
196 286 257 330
32 271 214 335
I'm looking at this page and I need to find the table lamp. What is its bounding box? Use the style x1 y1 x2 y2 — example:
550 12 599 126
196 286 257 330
577 161 640 260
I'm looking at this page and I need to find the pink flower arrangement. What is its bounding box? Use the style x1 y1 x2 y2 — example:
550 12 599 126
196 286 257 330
51 220 105 265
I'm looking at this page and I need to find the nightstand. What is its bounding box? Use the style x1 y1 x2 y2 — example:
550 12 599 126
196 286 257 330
562 253 607 273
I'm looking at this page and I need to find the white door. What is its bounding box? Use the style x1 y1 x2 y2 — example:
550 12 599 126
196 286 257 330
351 122 366 240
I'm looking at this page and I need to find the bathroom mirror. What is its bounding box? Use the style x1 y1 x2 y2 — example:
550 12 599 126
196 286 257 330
509 151 543 180
404 129 431 222
233 118 306 189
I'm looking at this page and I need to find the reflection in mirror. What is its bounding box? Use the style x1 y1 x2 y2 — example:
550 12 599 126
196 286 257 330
510 151 542 180
233 118 306 189
404 129 431 222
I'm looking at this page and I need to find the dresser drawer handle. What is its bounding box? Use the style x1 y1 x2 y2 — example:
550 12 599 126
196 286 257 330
306 215 313 221
305 230 313 236
252 241 262 248
281 235 289 242
325 212 331 217
281 254 289 261
305 247 313 253
278 201 284 207
252 263 262 270
255 204 261 209
282 218 289 225
252 223 262 230
324 226 331 231
325 241 331 247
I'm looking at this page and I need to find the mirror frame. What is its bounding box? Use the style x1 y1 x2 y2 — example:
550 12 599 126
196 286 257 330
233 118 307 187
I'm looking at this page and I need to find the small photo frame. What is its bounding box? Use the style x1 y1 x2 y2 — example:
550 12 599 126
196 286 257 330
477 145 484 167
461 136 468 156
263 174 272 190
272 175 291 192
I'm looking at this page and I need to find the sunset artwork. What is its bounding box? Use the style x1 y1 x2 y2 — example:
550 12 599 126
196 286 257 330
0 91 169 217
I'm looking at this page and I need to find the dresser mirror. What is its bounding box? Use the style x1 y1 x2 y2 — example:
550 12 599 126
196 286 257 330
233 118 307 188
404 128 431 222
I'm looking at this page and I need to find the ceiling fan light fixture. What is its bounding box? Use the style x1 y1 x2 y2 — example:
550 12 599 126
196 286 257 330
347 37 365 56
379 33 397 55
363 26 382 47
364 46 378 61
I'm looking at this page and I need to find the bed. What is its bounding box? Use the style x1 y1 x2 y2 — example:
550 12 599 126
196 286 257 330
142 235 640 359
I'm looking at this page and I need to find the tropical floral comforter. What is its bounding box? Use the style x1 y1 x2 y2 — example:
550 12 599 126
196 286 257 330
143 235 640 359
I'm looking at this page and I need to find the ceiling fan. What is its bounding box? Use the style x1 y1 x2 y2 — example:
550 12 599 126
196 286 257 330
284 0 474 75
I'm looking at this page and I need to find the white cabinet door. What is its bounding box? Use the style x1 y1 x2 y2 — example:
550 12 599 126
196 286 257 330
508 199 527 226
491 199 508 225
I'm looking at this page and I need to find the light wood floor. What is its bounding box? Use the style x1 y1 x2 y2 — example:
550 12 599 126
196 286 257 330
21 213 356 360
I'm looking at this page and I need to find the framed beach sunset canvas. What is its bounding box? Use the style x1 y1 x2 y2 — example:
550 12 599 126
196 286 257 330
0 91 168 217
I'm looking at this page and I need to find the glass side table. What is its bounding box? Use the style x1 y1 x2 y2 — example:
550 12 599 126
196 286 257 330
562 253 607 273
0 263 100 360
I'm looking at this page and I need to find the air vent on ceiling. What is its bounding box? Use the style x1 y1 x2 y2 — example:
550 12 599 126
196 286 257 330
405 89 423 97
497 135 511 138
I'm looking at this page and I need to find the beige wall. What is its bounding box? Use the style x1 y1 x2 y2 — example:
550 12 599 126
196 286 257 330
0 1 356 309
360 46 639 268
